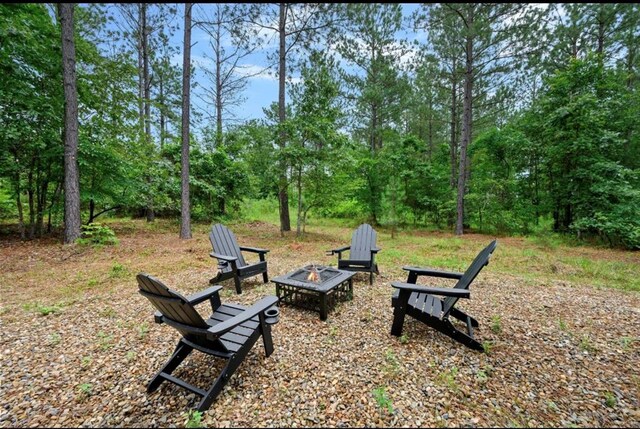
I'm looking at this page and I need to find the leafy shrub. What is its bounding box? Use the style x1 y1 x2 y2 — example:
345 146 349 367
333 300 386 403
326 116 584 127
77 223 119 246
571 210 640 250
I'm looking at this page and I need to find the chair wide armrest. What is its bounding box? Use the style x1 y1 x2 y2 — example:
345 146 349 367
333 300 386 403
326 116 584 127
371 247 381 253
208 296 280 336
186 286 223 306
209 251 238 262
327 245 350 255
402 266 463 280
391 281 470 298
239 246 270 254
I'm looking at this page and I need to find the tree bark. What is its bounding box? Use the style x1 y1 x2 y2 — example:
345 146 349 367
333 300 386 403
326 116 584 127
450 56 458 189
296 166 302 236
142 3 151 139
277 2 291 233
215 18 223 147
159 73 165 149
180 3 192 239
59 3 82 244
14 167 25 240
456 9 474 236
137 4 145 133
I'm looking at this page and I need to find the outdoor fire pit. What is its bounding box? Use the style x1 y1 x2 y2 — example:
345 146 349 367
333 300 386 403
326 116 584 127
271 265 356 320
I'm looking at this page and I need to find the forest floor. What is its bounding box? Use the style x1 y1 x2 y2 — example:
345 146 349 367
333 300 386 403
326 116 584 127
1 218 639 428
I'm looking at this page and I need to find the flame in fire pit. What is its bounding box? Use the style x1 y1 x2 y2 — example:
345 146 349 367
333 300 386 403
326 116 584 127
307 266 320 282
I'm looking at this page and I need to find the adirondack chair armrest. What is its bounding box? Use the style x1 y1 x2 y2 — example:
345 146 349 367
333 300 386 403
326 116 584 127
391 281 470 298
239 246 270 254
371 247 381 253
402 266 464 280
186 285 223 306
208 296 280 336
209 251 238 262
327 245 350 256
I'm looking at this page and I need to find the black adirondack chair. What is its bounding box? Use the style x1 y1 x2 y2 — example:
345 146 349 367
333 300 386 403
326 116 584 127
136 273 280 412
390 240 497 351
209 223 269 294
327 223 381 285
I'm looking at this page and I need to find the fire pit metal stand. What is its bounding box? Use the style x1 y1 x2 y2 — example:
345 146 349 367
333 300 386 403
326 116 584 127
271 265 356 320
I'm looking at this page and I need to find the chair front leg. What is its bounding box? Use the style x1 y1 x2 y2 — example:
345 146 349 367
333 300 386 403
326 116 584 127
229 260 242 294
259 313 274 357
391 289 410 336
259 253 269 283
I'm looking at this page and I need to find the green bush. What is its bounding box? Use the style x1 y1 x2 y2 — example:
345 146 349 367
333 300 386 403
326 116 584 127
77 223 119 246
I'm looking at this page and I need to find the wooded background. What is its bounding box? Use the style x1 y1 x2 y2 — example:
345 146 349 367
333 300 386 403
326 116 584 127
1 3 638 249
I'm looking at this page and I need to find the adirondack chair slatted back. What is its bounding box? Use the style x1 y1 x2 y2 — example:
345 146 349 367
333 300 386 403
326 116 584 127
210 224 247 269
350 224 377 261
441 240 497 317
137 274 214 343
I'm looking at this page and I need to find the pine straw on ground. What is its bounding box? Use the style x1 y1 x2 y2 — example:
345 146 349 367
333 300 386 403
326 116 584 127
1 220 639 428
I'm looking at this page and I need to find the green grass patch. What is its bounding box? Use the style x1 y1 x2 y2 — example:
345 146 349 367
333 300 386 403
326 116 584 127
22 302 63 316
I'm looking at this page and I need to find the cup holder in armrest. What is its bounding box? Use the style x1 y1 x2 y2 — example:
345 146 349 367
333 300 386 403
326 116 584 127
264 306 280 325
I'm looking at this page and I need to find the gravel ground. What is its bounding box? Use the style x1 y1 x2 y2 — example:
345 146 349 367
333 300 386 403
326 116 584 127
1 224 639 428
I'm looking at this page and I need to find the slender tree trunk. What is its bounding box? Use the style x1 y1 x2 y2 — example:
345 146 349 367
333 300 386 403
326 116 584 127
626 43 636 89
596 7 605 56
180 3 192 239
89 199 95 224
296 166 302 237
159 75 165 149
427 98 434 160
137 4 154 222
215 20 223 148
142 4 151 139
137 4 144 133
277 2 291 233
450 57 458 189
47 180 61 232
59 3 81 244
36 179 48 236
371 103 379 152
14 168 25 240
456 11 474 236
27 162 35 238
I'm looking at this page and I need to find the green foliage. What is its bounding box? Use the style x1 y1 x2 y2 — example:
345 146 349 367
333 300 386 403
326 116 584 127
383 349 401 377
97 331 114 351
184 410 204 428
372 386 394 415
48 333 62 346
558 318 568 332
137 322 149 339
579 334 596 353
603 391 617 408
437 366 459 392
109 262 129 278
77 223 119 246
490 315 502 334
81 356 92 368
620 336 636 351
520 55 640 249
79 383 93 395
22 302 62 316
